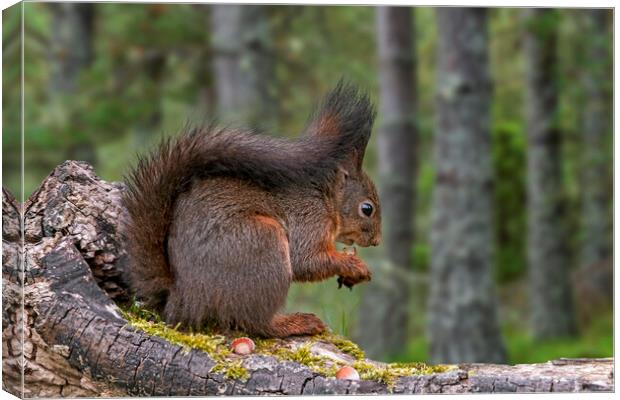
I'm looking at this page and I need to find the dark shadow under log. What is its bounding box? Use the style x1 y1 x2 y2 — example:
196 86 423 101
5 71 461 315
2 161 614 397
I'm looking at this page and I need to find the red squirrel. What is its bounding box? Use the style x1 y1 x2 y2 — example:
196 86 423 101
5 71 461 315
123 82 381 338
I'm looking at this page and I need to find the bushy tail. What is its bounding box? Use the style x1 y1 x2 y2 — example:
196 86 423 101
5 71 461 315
123 83 375 311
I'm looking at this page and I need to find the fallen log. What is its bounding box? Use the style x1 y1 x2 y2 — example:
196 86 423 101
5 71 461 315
2 161 614 396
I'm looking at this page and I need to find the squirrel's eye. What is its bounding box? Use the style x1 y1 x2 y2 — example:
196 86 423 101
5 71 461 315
359 202 374 217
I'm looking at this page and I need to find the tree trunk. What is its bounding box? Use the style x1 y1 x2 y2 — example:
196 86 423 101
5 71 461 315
522 8 577 340
48 2 97 165
2 162 613 396
358 6 416 360
579 9 612 269
48 3 95 94
428 7 506 364
210 4 277 130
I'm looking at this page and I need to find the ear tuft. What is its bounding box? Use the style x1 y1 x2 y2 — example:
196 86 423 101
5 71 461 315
305 79 376 170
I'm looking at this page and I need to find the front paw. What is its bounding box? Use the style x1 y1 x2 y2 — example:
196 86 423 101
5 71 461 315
337 274 372 290
337 256 371 289
337 275 355 290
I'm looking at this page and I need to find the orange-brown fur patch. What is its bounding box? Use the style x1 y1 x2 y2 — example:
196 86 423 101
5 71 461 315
254 215 292 276
254 215 282 230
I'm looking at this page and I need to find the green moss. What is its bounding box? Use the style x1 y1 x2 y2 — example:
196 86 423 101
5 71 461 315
121 304 251 381
352 360 453 388
212 360 250 381
121 303 450 387
272 344 340 377
125 301 164 322
389 361 452 376
120 307 230 358
352 360 395 386
317 364 340 377
318 332 365 360
253 337 279 353
274 344 324 366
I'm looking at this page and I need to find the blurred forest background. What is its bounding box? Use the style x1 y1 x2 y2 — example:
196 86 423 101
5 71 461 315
2 3 613 365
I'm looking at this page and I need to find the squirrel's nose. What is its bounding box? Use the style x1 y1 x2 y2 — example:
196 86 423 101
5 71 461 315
371 236 381 246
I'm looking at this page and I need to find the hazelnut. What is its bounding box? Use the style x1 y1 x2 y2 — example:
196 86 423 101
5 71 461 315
230 337 255 355
335 366 360 381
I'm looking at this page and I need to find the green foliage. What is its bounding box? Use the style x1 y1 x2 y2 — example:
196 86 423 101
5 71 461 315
411 243 429 272
491 121 527 282
414 161 435 259
286 279 362 338
523 8 561 41
505 310 613 364
401 308 613 365
488 9 528 284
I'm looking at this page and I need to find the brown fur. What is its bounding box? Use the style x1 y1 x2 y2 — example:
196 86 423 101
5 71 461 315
123 81 381 338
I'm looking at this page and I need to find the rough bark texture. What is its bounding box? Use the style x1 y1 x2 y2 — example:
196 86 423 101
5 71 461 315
428 8 507 364
523 8 577 340
210 4 278 130
2 161 613 396
359 6 416 360
579 9 612 269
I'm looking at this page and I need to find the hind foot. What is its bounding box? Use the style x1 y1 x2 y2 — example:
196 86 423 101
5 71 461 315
268 313 327 338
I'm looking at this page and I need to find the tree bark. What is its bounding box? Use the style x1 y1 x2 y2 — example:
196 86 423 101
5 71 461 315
2 162 613 396
522 8 577 340
579 9 612 269
358 6 416 360
428 7 506 364
210 4 278 131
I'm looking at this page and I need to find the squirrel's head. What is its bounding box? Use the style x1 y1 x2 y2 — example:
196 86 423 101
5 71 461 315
305 80 382 248
333 167 381 247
